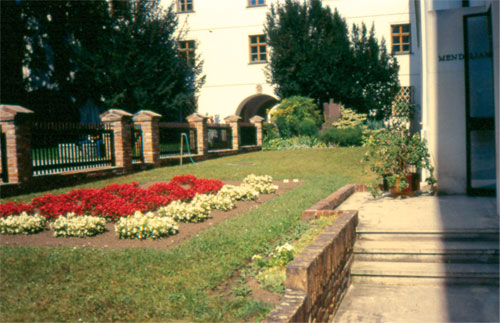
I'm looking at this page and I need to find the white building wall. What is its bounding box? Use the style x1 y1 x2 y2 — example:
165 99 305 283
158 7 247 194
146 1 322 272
164 0 417 119
420 0 498 198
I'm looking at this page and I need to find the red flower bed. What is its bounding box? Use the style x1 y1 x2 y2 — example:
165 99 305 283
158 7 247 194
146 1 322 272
1 175 223 220
0 201 34 217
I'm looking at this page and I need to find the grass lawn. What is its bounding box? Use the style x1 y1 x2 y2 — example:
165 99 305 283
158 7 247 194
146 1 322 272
0 148 373 321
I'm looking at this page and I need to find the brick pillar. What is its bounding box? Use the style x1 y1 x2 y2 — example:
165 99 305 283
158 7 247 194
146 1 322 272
133 110 161 166
186 113 208 157
0 105 34 184
100 109 133 171
249 115 265 147
224 115 241 151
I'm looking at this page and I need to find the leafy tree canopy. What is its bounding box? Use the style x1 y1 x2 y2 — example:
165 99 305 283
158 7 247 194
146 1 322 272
0 0 203 121
265 0 399 118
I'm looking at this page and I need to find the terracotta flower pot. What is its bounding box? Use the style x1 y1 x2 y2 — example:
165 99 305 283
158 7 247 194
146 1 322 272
387 173 420 197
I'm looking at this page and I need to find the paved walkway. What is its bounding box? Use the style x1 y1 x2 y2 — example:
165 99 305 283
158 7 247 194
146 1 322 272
332 192 499 323
338 192 498 232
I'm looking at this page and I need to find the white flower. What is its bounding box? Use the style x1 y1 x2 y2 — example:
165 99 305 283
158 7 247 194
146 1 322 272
115 211 178 240
50 213 106 238
0 213 46 235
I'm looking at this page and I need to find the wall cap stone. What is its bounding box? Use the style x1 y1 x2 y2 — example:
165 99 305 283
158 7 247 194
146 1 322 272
0 105 34 122
99 109 132 122
186 113 208 122
224 115 241 123
133 110 162 122
249 115 265 123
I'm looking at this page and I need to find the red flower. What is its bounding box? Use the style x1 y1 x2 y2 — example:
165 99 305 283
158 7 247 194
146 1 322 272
0 175 223 221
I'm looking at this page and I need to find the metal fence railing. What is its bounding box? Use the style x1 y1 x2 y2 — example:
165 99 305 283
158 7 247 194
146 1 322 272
240 123 257 146
131 125 144 164
158 123 197 158
207 125 232 150
31 122 114 176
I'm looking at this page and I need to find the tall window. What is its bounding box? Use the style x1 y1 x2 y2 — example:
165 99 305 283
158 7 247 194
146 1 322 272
249 35 267 63
179 40 195 66
248 0 265 6
391 24 410 54
177 0 193 13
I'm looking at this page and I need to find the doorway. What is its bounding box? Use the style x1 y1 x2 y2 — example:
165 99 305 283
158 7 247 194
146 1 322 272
463 10 497 196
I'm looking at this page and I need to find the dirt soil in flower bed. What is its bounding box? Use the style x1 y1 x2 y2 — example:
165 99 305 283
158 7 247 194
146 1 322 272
0 181 301 250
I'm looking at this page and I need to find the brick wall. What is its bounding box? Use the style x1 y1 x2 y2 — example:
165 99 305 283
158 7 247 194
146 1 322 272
0 105 263 197
265 185 359 323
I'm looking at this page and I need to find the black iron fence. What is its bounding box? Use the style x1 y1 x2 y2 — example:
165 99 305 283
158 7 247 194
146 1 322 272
240 123 257 146
159 123 197 158
31 122 115 176
0 126 7 183
207 125 232 150
131 125 144 164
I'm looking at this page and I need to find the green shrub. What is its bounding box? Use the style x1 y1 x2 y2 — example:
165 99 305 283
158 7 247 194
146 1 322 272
331 106 367 129
320 127 363 146
263 136 326 150
271 96 322 138
263 122 279 142
366 118 385 130
298 119 318 137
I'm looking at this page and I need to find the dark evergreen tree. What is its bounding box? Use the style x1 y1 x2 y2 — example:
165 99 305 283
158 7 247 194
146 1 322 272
1 0 203 121
265 0 351 106
75 0 204 120
346 23 399 117
265 0 399 117
0 0 27 104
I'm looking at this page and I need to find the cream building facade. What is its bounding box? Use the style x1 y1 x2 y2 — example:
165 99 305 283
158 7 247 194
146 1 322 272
165 0 420 122
166 0 499 204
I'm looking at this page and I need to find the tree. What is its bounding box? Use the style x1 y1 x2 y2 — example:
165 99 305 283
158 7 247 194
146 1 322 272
18 0 113 121
265 0 351 106
345 23 399 117
1 0 203 121
0 0 27 104
75 0 204 120
265 0 399 118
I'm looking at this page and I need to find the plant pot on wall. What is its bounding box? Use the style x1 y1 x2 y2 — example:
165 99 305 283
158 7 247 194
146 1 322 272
387 173 420 197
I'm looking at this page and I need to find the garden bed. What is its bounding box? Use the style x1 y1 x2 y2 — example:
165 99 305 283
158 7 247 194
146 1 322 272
0 180 300 250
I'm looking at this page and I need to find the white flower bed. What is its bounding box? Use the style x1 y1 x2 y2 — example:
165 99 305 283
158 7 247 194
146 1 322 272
243 174 279 194
157 199 211 223
50 213 106 237
115 211 178 240
218 184 260 202
192 193 236 212
0 212 46 235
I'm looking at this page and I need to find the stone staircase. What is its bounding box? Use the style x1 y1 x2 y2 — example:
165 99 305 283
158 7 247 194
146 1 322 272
351 229 500 285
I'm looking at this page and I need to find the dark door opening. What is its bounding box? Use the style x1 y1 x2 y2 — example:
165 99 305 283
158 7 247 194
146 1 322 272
463 10 496 196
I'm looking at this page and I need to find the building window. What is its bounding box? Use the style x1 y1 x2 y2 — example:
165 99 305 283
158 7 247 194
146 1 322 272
391 24 410 54
179 40 195 65
248 0 265 7
249 35 267 63
177 0 193 13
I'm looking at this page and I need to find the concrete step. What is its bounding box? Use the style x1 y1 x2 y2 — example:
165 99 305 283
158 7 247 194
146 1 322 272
351 261 499 285
354 239 499 263
357 230 499 242
333 283 499 323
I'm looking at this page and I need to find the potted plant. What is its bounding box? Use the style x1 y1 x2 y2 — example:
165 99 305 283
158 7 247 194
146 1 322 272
362 123 436 197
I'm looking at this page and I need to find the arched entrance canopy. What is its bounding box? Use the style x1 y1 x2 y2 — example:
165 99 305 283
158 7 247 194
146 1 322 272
236 94 279 122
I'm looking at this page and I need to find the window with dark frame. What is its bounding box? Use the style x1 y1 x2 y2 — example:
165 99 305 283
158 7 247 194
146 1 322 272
391 24 411 54
179 40 195 66
248 0 265 7
177 0 193 13
249 35 267 63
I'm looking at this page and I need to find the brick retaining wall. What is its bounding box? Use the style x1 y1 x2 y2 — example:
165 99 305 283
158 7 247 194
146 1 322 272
265 185 360 322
